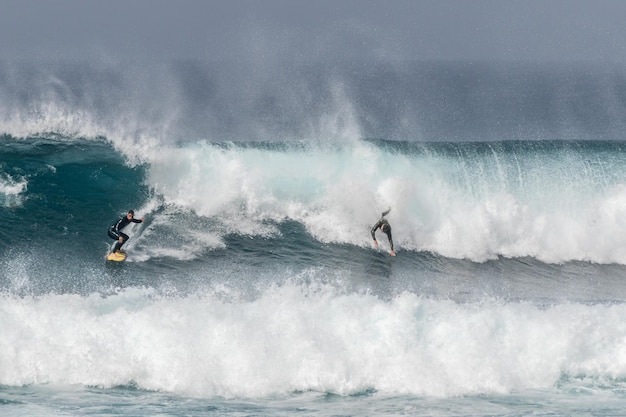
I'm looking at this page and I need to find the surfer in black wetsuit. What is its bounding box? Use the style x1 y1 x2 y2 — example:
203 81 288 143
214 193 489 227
108 210 144 253
371 208 396 256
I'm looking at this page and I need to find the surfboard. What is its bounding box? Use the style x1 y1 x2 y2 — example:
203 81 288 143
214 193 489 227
107 251 127 262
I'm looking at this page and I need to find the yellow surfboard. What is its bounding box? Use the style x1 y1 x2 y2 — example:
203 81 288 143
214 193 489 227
107 251 127 262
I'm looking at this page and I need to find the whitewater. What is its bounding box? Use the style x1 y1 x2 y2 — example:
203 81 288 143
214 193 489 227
3 61 626 416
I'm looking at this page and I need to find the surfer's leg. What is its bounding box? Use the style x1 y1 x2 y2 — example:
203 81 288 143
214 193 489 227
115 233 130 252
384 228 394 251
108 230 120 253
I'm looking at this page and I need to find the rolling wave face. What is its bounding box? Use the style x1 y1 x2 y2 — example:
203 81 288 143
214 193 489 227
0 137 147 291
3 136 626 272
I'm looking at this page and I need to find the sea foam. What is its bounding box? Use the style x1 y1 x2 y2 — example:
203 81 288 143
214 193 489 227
1 285 625 398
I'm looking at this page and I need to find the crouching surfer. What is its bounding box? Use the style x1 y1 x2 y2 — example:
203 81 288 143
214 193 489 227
108 210 144 254
371 208 396 256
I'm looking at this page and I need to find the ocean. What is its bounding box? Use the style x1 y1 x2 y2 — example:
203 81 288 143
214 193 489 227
3 61 626 416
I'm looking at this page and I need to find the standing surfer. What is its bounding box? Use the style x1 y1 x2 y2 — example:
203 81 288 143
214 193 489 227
371 208 396 256
108 210 144 254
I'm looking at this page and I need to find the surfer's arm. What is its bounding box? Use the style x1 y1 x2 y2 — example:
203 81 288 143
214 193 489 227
132 218 144 223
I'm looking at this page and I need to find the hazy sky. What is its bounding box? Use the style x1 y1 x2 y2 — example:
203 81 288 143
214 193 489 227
1 0 626 63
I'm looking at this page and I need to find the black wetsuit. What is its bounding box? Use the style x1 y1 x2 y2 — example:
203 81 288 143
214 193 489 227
371 218 393 251
108 216 142 252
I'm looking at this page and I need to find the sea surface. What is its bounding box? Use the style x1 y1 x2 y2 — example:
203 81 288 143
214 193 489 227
3 60 626 416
